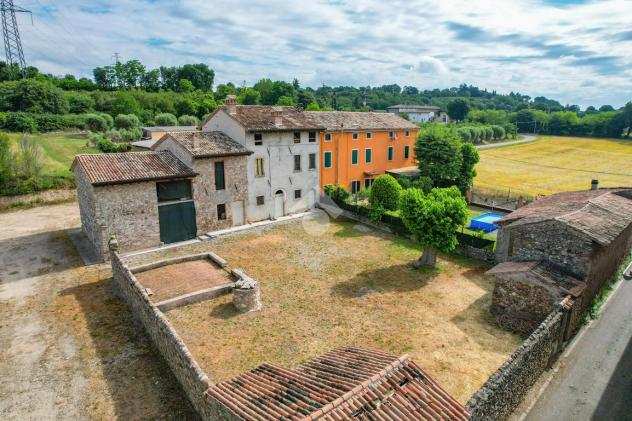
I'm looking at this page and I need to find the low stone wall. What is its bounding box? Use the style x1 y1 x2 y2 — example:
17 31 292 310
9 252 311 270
109 242 232 419
456 243 495 264
0 188 76 211
466 308 565 420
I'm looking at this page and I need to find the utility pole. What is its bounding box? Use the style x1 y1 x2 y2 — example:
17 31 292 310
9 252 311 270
112 52 121 64
0 0 31 71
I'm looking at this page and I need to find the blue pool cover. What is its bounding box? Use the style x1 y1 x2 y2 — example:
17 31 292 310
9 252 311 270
468 212 504 233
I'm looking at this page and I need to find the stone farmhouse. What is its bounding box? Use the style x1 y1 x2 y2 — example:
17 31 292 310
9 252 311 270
73 96 417 258
489 187 632 334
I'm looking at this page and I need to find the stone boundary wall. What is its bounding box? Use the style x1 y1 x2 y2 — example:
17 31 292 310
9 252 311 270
456 244 495 264
0 188 76 211
466 308 566 420
109 244 233 420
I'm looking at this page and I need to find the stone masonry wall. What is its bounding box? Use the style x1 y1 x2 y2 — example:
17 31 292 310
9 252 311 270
74 165 103 256
456 243 495 264
109 245 239 420
94 181 161 258
505 220 594 280
192 155 248 233
466 309 565 420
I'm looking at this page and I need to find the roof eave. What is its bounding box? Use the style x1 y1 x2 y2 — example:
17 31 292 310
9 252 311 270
193 151 253 159
91 173 198 187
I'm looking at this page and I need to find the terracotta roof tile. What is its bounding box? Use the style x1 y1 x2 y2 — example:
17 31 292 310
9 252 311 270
227 105 325 132
501 188 632 246
306 111 419 131
153 131 251 158
72 151 196 186
206 347 469 420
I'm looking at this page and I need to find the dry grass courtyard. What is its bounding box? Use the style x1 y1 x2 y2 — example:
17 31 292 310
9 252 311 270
131 217 522 404
475 136 632 197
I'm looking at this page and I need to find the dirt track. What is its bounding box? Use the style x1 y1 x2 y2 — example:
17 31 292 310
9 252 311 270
0 203 196 419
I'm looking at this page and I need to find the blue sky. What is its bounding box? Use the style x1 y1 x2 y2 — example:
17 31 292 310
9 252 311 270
16 0 632 108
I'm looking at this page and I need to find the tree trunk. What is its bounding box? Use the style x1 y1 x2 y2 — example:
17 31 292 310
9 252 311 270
413 248 437 268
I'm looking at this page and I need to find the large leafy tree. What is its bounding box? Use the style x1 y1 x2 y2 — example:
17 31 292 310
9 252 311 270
458 142 479 193
415 125 462 187
447 98 470 121
369 174 402 211
399 187 468 268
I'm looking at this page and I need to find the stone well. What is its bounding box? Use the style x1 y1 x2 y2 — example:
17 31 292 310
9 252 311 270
232 269 262 313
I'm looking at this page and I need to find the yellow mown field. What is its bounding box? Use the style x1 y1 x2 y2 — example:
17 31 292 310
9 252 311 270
475 136 632 197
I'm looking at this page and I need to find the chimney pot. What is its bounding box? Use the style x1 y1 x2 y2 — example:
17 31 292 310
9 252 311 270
225 95 237 115
591 179 599 190
272 107 283 127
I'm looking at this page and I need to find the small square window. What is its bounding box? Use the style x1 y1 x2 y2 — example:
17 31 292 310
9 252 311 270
352 132 359 140
366 132 373 139
405 130 410 137
254 133 263 145
293 131 301 144
294 189 302 199
308 131 316 143
388 131 395 140
217 204 226 220
324 133 332 141
256 196 265 206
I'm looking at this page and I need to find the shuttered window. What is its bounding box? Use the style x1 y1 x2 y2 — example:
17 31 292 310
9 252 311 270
351 149 358 165
404 145 410 159
255 157 265 177
365 148 372 163
324 151 332 168
214 161 225 190
387 146 393 161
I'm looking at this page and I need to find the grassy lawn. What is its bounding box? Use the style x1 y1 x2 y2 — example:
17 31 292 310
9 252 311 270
475 136 632 197
130 219 521 403
6 131 98 186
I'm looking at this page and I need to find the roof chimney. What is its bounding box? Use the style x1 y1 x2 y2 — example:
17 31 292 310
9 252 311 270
272 107 283 128
225 95 237 115
591 179 599 190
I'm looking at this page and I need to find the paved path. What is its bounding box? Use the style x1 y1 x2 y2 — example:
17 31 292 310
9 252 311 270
525 275 632 421
477 135 537 150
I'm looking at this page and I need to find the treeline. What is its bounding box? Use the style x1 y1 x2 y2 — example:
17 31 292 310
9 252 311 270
467 107 632 138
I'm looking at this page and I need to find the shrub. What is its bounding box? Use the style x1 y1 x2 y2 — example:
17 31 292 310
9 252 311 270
369 174 402 211
84 114 108 132
118 127 142 142
483 126 494 141
396 177 412 189
91 132 131 153
114 113 141 129
154 112 178 126
98 112 114 129
32 114 65 132
178 114 199 126
470 127 482 143
504 123 517 139
412 176 433 193
0 132 12 185
3 112 37 133
66 92 94 114
323 184 350 203
457 127 471 142
491 125 505 140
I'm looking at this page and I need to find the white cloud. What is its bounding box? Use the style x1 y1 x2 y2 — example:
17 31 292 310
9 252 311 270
13 0 632 107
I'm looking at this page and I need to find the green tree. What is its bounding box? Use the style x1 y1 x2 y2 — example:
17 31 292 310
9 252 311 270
447 98 469 121
111 92 141 116
622 102 632 137
177 64 214 91
155 113 178 126
369 174 402 211
276 95 295 106
66 92 95 113
237 87 260 105
458 142 479 193
399 186 468 268
178 115 199 126
178 79 194 93
306 101 320 111
415 125 462 187
114 114 141 129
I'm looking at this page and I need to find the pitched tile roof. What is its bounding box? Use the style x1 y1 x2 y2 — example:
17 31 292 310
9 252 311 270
153 131 252 158
222 105 325 132
72 151 196 186
501 188 632 246
206 347 469 420
142 126 198 132
306 111 419 131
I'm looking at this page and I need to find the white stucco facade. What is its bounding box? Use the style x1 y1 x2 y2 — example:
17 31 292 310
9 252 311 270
203 110 319 223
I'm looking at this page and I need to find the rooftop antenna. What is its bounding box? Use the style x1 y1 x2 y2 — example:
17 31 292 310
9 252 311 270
1 0 31 72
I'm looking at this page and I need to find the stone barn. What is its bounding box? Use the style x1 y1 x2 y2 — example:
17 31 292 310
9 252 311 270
491 188 632 334
73 131 251 259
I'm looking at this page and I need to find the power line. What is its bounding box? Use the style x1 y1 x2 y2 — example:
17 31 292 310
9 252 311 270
1 0 31 71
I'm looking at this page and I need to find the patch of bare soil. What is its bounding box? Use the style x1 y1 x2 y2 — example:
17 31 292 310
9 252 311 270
0 202 197 419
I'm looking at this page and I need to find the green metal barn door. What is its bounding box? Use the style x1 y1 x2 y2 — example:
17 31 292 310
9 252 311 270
156 180 197 244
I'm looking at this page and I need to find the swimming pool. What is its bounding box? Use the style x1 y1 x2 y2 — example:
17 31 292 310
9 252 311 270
468 212 504 233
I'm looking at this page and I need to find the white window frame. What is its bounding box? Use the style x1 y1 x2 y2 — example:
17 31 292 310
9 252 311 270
324 133 332 141
366 132 373 139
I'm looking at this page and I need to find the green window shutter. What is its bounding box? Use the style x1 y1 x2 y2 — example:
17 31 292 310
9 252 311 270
324 152 332 168
388 147 393 160
351 150 358 164
404 146 410 159
365 149 372 163
214 161 225 190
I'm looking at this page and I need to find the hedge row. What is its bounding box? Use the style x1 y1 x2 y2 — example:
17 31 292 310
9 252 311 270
334 199 496 250
0 112 116 133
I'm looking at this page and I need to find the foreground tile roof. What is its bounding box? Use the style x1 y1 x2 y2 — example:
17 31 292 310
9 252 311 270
226 105 326 132
306 111 419 131
72 151 197 186
501 188 632 246
153 131 252 158
206 347 469 420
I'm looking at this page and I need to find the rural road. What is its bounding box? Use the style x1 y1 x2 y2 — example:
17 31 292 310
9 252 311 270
477 134 537 150
524 275 632 421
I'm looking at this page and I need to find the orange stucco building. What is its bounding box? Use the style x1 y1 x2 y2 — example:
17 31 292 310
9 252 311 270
305 111 419 192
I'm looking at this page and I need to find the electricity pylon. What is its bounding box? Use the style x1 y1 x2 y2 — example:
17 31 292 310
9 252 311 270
0 0 31 70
